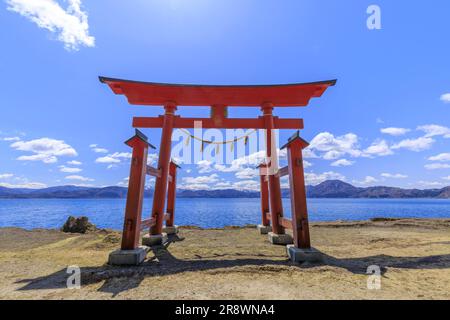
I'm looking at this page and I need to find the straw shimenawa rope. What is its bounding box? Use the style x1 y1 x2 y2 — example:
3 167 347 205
179 128 257 153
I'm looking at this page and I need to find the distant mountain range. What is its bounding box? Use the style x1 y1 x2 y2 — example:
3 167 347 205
1 180 449 199
306 180 450 199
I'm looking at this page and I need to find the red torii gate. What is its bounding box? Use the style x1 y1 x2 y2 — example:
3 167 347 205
101 76 336 265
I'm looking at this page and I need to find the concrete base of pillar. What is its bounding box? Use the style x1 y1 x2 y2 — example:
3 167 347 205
286 245 324 263
142 233 168 246
268 232 293 245
162 225 179 235
257 224 272 235
108 246 149 266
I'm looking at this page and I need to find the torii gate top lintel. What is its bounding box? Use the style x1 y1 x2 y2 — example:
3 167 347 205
99 76 336 107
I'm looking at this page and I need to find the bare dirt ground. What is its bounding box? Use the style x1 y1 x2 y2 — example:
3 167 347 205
0 218 449 300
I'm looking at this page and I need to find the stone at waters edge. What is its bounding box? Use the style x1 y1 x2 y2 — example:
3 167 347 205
61 216 96 234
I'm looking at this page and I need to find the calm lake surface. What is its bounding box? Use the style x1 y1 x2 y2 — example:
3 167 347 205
0 198 450 230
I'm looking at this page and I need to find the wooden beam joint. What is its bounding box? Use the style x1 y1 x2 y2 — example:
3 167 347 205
146 165 161 178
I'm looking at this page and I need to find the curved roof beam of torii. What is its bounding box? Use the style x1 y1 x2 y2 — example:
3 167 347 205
99 76 337 107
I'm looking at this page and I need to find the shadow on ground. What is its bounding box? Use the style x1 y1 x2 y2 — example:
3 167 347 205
15 234 450 297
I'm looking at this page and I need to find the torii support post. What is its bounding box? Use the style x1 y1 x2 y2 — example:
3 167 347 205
282 132 323 262
262 103 293 245
143 102 177 246
257 163 271 234
282 131 311 249
121 130 151 250
163 161 180 235
108 130 155 265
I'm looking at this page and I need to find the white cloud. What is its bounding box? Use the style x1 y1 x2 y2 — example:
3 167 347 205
89 143 109 153
391 137 434 152
116 177 129 187
182 174 219 185
1 176 48 188
147 153 159 166
181 170 347 190
380 127 410 136
331 159 354 167
417 125 450 138
197 160 213 173
213 150 266 173
0 181 47 189
363 140 393 157
179 183 211 190
309 132 361 159
145 176 155 189
11 137 77 163
229 150 267 170
59 165 82 173
67 160 82 165
428 153 450 162
322 150 344 160
179 174 221 190
213 182 232 189
95 152 132 164
201 148 309 176
381 173 408 179
214 164 235 172
442 176 450 181
235 168 258 179
306 129 443 160
110 152 132 159
303 160 313 168
92 147 108 153
70 183 96 187
425 163 450 170
305 171 346 186
440 93 450 103
1 136 21 141
302 148 319 159
353 176 378 186
0 173 14 179
232 180 259 191
17 154 58 163
65 175 94 182
278 148 287 159
95 156 120 164
6 0 95 51
416 181 446 188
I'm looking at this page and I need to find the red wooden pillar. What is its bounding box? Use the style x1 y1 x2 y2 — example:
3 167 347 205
165 161 179 227
283 131 311 249
121 130 155 250
258 163 270 227
261 102 285 235
150 102 177 235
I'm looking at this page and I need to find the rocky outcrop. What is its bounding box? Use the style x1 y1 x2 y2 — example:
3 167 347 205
61 216 96 234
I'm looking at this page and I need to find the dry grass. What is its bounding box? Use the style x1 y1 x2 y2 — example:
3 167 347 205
0 219 449 300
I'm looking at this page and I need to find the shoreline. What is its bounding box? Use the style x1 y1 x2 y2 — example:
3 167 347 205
1 217 450 232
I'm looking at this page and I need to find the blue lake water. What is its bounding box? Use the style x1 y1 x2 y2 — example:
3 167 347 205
1 198 450 230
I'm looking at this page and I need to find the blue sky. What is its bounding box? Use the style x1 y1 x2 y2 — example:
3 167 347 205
0 0 449 190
